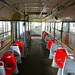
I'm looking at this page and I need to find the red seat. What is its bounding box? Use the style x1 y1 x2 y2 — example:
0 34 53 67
54 49 69 68
15 41 24 53
43 33 49 39
26 31 30 37
47 40 55 50
42 31 46 36
1 53 16 75
1 41 6 47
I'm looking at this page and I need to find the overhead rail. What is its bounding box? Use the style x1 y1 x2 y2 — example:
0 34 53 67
44 2 75 18
28 12 47 15
0 0 28 16
39 0 49 18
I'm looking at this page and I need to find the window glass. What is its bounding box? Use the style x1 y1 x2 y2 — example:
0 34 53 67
55 22 62 39
6 22 8 32
55 23 58 29
70 22 75 34
55 30 60 40
55 22 62 30
63 22 69 33
3 21 6 32
8 22 11 31
51 22 54 35
0 21 3 34
51 22 54 28
0 21 11 49
69 34 75 50
20 22 23 35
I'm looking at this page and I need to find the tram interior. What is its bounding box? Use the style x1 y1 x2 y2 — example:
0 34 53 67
0 0 75 75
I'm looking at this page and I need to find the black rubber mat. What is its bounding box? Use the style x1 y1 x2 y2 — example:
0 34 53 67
17 36 58 75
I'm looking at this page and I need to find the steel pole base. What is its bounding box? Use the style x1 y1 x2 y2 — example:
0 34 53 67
13 65 19 74
57 68 62 75
0 61 6 75
49 52 53 59
17 58 22 64
51 58 58 68
0 66 6 75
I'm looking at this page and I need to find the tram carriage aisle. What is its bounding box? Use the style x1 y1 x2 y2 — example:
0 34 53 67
17 36 58 75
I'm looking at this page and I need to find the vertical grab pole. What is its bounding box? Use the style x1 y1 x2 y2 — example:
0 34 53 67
50 22 51 33
54 22 55 40
28 16 29 31
24 11 26 42
21 11 26 58
45 20 46 30
30 22 31 31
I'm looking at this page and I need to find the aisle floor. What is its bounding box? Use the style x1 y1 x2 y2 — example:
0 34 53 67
17 36 58 75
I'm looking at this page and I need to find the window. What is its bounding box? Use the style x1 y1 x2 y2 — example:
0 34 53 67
63 22 69 33
55 22 62 30
51 22 54 35
55 22 62 40
0 21 11 49
69 22 75 34
69 22 75 49
62 22 75 50
42 22 45 31
0 21 3 34
62 22 69 46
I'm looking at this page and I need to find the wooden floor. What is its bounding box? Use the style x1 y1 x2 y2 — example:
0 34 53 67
17 36 58 75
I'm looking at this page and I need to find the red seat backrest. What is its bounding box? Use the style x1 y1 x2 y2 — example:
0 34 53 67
1 41 6 47
1 53 16 75
0 62 3 66
54 49 69 68
44 33 49 39
26 32 30 37
42 31 46 36
47 40 55 50
15 41 24 53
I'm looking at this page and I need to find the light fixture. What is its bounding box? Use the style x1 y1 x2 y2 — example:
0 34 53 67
66 17 70 19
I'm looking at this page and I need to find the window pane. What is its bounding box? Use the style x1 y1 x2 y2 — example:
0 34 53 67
8 22 11 31
55 23 58 29
3 21 6 32
0 21 11 49
6 22 8 32
69 34 75 50
62 32 69 46
69 22 75 34
63 22 69 33
55 22 62 30
55 30 60 40
0 21 3 33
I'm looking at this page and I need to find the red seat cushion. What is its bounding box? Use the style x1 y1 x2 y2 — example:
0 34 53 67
15 41 24 53
47 40 55 50
54 49 69 68
1 53 16 75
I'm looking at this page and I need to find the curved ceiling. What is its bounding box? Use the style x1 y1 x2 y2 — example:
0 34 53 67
0 0 75 21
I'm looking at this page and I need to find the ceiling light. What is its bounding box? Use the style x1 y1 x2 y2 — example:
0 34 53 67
66 17 70 19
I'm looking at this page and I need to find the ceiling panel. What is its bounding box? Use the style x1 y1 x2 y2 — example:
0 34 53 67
6 0 47 4
0 6 16 19
0 0 75 21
